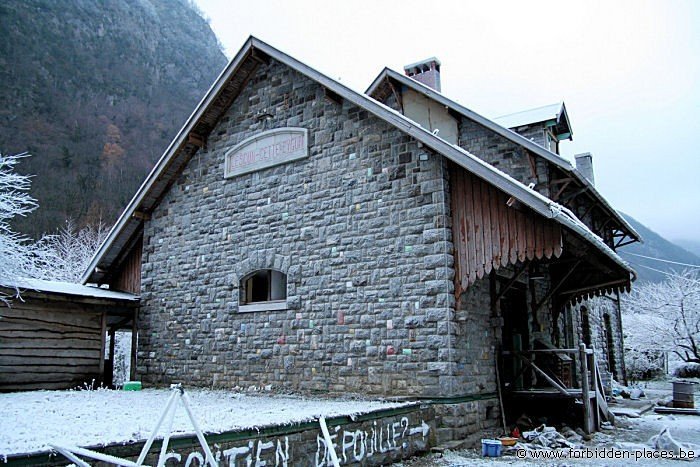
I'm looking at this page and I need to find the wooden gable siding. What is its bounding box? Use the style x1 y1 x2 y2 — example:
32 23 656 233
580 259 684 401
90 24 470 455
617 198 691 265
110 236 143 294
0 303 104 391
451 166 563 294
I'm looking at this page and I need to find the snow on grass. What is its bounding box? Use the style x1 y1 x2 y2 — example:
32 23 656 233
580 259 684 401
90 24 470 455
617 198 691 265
0 388 413 457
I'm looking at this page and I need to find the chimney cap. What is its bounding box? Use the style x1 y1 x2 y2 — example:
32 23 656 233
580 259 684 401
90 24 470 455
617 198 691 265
403 57 441 74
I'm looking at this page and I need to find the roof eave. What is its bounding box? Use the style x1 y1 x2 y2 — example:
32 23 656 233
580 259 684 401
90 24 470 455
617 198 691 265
367 69 640 243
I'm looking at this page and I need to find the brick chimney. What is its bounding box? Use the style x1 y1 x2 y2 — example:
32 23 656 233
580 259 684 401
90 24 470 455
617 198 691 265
404 57 441 92
575 152 595 185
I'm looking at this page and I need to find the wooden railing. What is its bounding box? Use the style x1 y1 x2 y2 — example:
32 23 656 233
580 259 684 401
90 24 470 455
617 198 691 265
500 343 609 433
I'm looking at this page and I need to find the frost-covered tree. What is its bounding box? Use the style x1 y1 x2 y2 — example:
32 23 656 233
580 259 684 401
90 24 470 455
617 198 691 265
42 219 109 283
0 153 52 303
622 269 700 365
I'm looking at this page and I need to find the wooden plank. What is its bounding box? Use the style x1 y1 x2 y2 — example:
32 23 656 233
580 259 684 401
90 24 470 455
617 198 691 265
465 174 477 283
473 175 484 278
535 218 545 259
508 204 518 265
0 308 101 329
481 181 492 275
525 212 535 260
543 222 554 258
0 356 99 366
2 338 102 349
516 210 527 262
0 365 101 374
99 312 107 386
0 330 101 341
580 343 594 434
0 348 101 359
490 184 502 269
515 354 570 396
0 372 99 384
499 190 510 267
0 319 101 334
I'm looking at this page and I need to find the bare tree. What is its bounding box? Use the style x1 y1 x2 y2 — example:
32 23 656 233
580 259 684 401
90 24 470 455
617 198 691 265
0 153 52 303
622 269 700 364
41 219 109 283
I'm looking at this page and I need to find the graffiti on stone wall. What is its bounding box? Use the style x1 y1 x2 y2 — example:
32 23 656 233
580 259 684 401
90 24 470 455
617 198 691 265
315 417 430 466
163 437 290 467
156 416 429 466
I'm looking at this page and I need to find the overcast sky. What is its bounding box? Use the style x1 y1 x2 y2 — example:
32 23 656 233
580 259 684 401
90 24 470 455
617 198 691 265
195 0 699 242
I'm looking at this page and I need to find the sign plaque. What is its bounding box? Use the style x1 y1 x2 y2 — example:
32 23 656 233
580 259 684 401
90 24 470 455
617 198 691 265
224 128 309 178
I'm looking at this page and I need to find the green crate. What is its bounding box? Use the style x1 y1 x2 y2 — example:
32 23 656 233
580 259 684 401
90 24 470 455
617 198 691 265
123 381 142 391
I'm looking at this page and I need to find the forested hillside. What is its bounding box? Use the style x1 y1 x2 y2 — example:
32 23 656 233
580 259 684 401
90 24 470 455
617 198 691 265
0 0 227 236
619 213 700 283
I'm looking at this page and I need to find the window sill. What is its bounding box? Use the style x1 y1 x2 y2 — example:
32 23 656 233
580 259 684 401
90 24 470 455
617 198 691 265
238 301 287 313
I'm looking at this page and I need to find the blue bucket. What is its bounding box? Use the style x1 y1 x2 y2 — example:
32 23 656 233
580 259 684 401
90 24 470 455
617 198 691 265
481 439 502 457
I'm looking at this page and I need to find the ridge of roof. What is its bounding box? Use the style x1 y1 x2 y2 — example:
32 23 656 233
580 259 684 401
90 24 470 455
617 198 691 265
494 102 564 121
366 68 640 242
494 101 566 130
81 36 632 284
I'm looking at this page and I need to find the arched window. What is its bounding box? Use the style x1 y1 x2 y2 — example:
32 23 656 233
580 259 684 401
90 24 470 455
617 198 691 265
239 269 287 312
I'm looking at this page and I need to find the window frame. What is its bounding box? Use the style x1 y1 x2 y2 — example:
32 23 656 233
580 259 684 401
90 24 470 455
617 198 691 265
238 269 288 313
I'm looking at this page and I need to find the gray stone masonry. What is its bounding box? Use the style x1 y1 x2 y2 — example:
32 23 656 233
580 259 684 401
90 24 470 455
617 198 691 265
457 117 551 198
138 58 459 397
571 297 626 386
511 124 549 151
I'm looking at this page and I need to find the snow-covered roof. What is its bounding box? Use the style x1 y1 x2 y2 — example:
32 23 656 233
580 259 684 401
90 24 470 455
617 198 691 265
82 36 633 287
366 68 638 243
0 277 138 301
494 102 566 130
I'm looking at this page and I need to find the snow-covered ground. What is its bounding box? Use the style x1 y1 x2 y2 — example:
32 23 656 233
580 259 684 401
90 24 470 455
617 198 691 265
396 379 700 466
0 388 413 457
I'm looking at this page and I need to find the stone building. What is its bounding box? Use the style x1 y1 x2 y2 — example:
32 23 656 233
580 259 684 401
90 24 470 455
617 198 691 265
83 37 639 442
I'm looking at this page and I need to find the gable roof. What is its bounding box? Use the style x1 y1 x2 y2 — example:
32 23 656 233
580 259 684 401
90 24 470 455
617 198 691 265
494 101 572 140
81 36 632 285
366 68 640 244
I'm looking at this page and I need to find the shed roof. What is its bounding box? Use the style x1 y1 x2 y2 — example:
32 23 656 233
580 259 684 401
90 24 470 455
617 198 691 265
1 277 139 302
81 36 633 287
366 68 639 244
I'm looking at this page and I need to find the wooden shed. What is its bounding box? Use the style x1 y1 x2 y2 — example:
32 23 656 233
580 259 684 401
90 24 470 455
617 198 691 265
0 278 138 391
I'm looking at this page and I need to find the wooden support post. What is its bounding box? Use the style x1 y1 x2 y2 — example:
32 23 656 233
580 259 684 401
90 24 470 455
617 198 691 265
99 312 107 388
130 310 138 382
108 327 116 388
580 343 593 434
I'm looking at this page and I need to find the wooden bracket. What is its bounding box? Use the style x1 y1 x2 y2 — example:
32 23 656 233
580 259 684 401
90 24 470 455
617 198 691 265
250 48 270 65
324 87 343 105
560 186 589 204
131 210 151 221
532 259 582 315
187 132 205 148
527 152 538 179
494 261 529 304
387 80 404 114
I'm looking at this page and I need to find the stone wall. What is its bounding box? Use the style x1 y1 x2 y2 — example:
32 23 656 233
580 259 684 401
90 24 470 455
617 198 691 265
137 58 456 397
457 117 551 197
570 296 626 385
